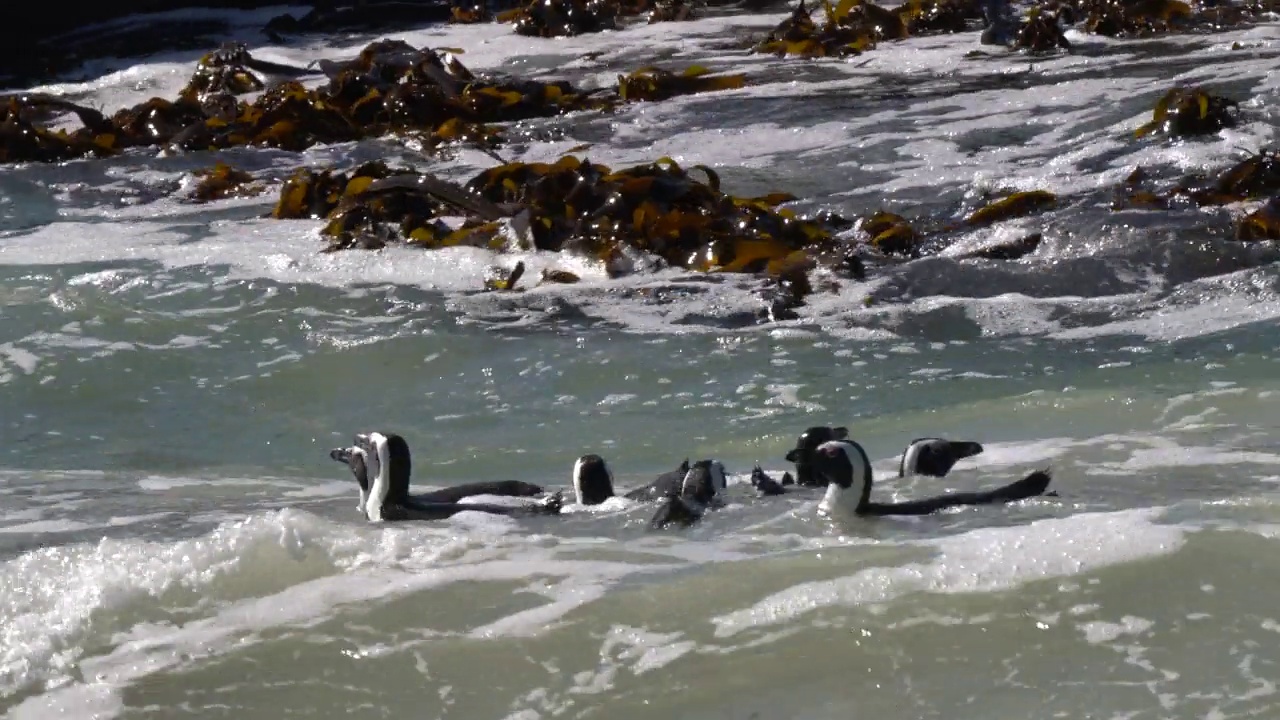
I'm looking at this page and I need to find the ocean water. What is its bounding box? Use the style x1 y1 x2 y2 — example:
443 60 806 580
2 5 1280 719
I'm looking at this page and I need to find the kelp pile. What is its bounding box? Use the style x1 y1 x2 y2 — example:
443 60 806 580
267 154 853 275
761 0 1274 59
1112 149 1280 242
243 151 1063 306
752 0 982 57
1037 0 1275 39
1114 149 1280 210
756 0 1275 59
450 0 695 35
0 40 748 165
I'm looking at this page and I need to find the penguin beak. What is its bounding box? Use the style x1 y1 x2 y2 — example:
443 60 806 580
330 447 353 465
948 441 984 461
784 449 802 463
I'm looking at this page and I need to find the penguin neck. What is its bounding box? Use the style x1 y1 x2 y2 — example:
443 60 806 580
818 481 866 516
899 441 925 478
818 444 873 516
366 433 393 522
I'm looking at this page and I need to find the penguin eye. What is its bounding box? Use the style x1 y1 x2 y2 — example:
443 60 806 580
820 446 840 458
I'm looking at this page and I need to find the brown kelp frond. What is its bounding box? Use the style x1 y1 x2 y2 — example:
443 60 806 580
1133 85 1239 140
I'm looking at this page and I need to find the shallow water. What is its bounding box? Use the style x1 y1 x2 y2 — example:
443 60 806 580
2 5 1280 720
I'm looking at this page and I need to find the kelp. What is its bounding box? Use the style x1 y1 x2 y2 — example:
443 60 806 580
540 268 583 284
1175 149 1280 206
1111 166 1169 210
898 0 983 34
484 261 527 291
1235 197 1280 242
964 190 1058 227
617 66 747 102
188 162 266 203
1012 7 1073 52
1 40 749 165
1068 0 1194 36
464 0 693 31
264 153 856 287
753 0 981 58
461 154 846 274
958 232 1044 260
647 0 696 22
1133 86 1239 139
263 3 456 39
850 190 1058 260
250 151 1061 304
506 0 620 36
1110 150 1280 213
753 0 879 57
0 95 118 163
181 45 265 101
859 210 924 257
451 2 493 22
1047 0 1278 38
756 250 820 321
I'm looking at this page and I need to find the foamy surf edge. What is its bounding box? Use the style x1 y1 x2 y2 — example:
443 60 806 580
0 501 1204 719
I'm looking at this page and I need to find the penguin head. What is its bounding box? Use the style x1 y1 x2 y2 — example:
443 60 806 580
784 426 849 485
572 454 615 506
329 445 371 516
899 438 984 478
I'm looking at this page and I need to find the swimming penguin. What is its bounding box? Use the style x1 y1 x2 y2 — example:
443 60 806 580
330 432 562 521
810 439 1052 517
571 454 693 506
649 459 729 530
784 425 850 486
330 437 545 504
785 427 984 485
898 438 985 478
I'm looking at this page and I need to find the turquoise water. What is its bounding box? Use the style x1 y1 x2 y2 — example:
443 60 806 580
2 7 1280 720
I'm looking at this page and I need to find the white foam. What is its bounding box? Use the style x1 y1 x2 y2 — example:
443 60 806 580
711 508 1186 638
2 511 702 718
1079 616 1155 645
0 344 39 376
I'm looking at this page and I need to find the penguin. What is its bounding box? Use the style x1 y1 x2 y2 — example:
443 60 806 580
783 427 985 487
571 454 693 506
329 432 561 522
648 460 730 530
784 426 850 486
809 439 1052 517
897 438 986 478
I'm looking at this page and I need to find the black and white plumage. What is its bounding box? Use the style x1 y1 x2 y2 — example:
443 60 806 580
649 459 729 530
329 432 561 522
784 427 984 488
898 438 985 478
811 440 1052 517
570 455 692 506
